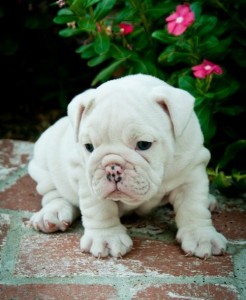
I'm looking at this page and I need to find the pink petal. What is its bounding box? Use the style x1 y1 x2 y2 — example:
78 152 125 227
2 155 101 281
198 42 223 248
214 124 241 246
119 23 134 35
192 65 203 71
210 65 222 75
167 21 177 34
214 66 223 74
172 23 187 36
203 59 213 65
202 59 223 75
192 59 223 78
184 12 195 24
166 3 194 36
166 12 179 22
176 4 190 16
193 69 207 78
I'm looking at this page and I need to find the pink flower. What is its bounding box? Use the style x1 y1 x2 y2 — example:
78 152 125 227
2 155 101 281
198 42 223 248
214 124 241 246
119 23 134 35
192 60 223 78
57 0 66 8
166 3 195 36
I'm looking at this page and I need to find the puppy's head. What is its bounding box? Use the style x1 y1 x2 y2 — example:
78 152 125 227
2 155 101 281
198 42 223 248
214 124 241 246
68 74 194 205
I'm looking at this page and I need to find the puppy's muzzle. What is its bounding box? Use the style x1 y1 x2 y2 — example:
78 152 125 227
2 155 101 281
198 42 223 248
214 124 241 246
106 164 123 183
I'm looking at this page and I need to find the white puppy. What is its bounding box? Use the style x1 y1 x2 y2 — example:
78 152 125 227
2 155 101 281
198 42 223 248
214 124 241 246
28 74 227 258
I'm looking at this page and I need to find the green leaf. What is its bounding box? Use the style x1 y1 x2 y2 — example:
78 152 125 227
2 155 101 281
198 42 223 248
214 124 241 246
195 16 217 37
94 32 110 54
77 18 96 31
57 8 74 16
158 45 191 65
114 6 135 23
111 43 133 59
152 30 177 44
195 104 216 141
203 92 216 99
178 76 196 94
86 0 101 7
190 2 202 19
147 1 176 19
130 58 159 76
53 13 77 25
76 43 96 59
214 172 232 189
200 36 232 58
212 79 240 100
94 0 116 21
58 27 82 38
130 28 149 50
92 60 125 86
217 140 246 169
195 96 206 106
87 53 110 67
53 9 77 25
70 0 87 15
199 36 218 53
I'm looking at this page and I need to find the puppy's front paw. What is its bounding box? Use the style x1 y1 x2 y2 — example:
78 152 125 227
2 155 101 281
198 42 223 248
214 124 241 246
30 201 78 233
177 226 227 259
80 226 133 258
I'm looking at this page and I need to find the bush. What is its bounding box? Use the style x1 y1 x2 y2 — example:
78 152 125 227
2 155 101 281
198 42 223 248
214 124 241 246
17 1 246 194
52 0 246 195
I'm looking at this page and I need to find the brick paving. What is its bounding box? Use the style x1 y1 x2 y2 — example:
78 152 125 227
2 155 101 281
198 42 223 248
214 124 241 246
0 139 245 300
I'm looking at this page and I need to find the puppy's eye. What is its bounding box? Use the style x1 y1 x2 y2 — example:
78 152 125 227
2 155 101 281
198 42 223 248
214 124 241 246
136 141 152 151
85 143 94 153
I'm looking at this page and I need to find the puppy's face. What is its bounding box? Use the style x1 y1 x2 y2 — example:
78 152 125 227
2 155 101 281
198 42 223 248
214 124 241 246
80 94 174 205
68 75 195 206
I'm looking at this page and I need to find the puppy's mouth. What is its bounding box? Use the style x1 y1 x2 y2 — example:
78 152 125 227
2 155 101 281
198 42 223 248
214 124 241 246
92 166 151 205
105 168 150 204
107 188 144 205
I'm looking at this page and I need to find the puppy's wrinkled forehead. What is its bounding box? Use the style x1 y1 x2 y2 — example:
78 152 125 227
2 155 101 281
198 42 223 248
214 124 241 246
69 74 195 143
92 87 165 128
80 86 168 145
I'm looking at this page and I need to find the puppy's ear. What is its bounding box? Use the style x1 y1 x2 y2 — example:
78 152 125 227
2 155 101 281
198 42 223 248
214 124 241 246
152 85 195 137
67 89 95 142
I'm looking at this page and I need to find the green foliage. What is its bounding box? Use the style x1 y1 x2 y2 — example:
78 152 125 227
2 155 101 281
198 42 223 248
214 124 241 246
52 0 246 194
1 0 241 194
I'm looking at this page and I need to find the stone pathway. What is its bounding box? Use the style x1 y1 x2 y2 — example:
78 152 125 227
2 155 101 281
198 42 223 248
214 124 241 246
0 139 245 299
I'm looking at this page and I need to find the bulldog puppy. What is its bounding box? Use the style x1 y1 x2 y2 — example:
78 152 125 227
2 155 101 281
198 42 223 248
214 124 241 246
28 74 227 258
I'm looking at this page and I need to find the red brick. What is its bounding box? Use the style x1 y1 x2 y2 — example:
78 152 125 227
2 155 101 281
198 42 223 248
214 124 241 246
0 284 117 300
0 175 41 212
0 139 33 178
132 283 240 300
212 210 246 241
14 234 233 278
126 239 233 277
0 213 11 266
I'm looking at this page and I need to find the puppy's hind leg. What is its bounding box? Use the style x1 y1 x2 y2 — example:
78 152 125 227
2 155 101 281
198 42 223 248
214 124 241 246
30 190 80 233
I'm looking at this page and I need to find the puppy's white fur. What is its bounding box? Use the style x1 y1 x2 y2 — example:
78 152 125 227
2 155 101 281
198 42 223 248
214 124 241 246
28 74 227 258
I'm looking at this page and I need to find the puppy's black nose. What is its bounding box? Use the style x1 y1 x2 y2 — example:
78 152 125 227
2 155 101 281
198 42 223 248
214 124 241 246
105 164 122 183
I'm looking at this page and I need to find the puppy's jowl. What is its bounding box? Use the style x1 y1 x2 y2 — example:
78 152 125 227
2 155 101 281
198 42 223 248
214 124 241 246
29 74 227 258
